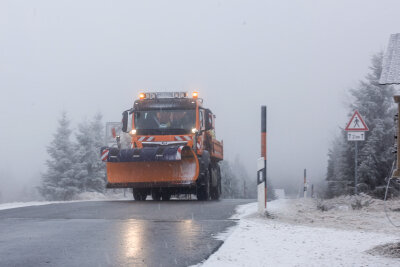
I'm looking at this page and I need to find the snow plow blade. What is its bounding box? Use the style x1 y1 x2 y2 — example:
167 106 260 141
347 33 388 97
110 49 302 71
104 146 199 187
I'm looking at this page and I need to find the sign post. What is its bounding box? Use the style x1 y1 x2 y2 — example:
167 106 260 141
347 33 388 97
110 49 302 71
345 110 369 194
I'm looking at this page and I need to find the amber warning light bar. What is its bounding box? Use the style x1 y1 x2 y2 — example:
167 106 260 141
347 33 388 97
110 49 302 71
138 91 199 100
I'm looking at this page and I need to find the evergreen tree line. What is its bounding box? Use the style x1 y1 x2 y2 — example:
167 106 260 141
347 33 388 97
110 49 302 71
39 112 106 200
326 53 398 198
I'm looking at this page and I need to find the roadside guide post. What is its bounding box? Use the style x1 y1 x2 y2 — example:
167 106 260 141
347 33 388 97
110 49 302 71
257 106 267 214
344 111 369 194
303 169 307 198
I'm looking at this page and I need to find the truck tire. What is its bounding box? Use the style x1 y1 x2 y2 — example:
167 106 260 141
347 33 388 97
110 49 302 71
210 165 221 200
161 191 171 201
210 172 221 200
133 190 147 201
152 190 161 201
197 170 210 201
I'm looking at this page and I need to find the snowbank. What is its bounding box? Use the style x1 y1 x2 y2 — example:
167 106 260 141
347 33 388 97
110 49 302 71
200 199 400 266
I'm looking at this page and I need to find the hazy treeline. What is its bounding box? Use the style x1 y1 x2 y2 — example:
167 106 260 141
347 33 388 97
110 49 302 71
326 53 399 198
220 156 275 200
39 112 106 200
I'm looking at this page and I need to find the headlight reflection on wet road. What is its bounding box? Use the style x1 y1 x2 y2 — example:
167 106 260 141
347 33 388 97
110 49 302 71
120 218 203 266
122 219 148 263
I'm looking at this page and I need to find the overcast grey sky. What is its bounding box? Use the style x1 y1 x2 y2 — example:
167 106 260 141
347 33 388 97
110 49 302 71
1 0 400 199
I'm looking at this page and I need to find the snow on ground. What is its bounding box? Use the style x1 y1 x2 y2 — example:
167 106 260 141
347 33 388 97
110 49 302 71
0 201 64 211
268 197 400 235
0 191 130 211
73 190 129 201
201 198 400 267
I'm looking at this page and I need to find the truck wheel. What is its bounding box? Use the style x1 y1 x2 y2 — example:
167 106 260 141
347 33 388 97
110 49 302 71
161 192 171 201
210 183 221 200
197 171 210 201
210 165 221 200
133 190 147 201
210 174 221 200
152 190 162 201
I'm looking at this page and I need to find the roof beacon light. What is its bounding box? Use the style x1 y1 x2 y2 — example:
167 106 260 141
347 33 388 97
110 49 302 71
192 91 199 99
139 93 145 100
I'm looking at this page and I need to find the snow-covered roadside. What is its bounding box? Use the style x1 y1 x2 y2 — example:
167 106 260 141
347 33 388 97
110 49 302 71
0 191 130 211
268 197 400 235
201 200 400 267
0 201 65 211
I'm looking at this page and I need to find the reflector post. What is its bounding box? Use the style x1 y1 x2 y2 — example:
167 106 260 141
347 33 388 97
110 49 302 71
258 105 267 212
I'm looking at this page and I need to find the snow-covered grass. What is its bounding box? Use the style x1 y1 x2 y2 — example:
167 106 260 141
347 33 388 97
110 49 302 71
269 197 400 235
200 198 400 267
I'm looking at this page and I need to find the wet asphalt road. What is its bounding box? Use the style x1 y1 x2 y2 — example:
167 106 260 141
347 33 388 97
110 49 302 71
0 199 252 267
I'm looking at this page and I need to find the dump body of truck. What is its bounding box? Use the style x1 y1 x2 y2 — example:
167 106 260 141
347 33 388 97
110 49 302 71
101 92 223 201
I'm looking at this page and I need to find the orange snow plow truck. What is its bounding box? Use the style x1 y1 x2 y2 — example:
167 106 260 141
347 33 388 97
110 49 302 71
101 92 223 201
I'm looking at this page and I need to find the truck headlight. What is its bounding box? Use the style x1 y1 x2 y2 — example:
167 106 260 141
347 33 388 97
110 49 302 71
130 129 137 135
192 128 198 134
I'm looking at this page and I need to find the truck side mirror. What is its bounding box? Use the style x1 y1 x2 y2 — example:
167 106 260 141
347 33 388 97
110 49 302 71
204 109 213 131
122 111 129 132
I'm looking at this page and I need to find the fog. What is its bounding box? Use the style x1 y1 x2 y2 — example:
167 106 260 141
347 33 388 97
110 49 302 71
1 0 399 201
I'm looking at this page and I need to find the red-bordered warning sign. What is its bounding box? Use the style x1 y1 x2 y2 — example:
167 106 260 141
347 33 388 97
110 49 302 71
345 110 369 131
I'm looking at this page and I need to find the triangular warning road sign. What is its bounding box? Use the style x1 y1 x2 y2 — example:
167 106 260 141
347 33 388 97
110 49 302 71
345 110 369 131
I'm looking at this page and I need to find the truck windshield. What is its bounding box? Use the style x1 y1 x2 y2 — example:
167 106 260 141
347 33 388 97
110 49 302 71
134 109 196 135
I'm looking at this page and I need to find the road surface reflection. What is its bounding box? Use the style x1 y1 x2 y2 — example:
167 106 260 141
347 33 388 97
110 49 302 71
120 218 202 266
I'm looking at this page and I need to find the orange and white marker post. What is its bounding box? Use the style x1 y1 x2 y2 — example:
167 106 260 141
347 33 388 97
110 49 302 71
257 106 267 214
303 169 307 198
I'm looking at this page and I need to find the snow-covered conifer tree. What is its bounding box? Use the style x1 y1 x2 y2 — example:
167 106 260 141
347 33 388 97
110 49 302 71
39 112 79 200
74 113 106 193
326 53 396 197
